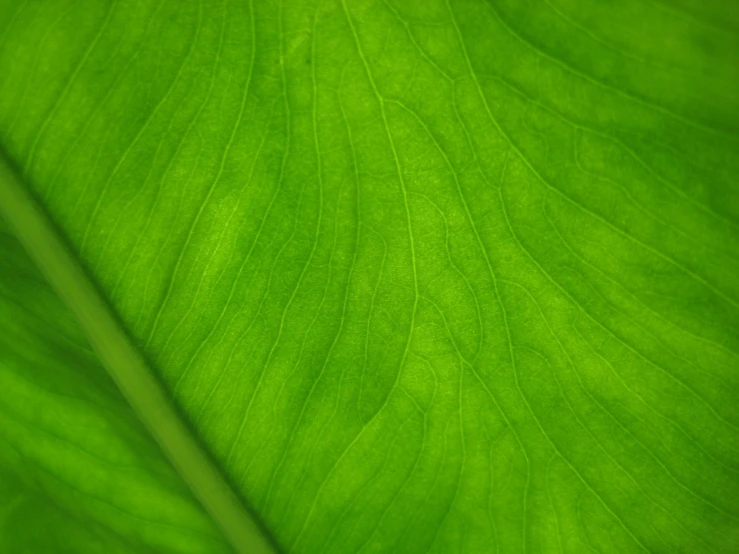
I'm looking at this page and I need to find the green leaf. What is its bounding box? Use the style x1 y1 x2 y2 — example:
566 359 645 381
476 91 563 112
1 0 738 552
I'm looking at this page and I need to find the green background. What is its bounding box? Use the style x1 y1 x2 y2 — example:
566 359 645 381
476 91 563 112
1 0 738 552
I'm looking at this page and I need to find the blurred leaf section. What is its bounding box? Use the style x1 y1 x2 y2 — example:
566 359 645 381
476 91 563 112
0 218 230 553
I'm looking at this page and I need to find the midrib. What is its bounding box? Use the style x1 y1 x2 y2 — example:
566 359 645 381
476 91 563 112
0 147 277 554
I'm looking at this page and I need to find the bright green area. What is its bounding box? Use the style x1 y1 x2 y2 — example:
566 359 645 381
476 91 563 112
1 0 738 552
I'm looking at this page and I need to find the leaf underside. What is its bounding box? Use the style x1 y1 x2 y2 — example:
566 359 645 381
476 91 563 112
1 0 738 553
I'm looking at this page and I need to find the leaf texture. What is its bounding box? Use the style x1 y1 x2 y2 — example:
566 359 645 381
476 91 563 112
1 0 738 552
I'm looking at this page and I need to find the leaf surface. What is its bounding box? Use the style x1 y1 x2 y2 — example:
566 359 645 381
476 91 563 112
1 0 738 552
